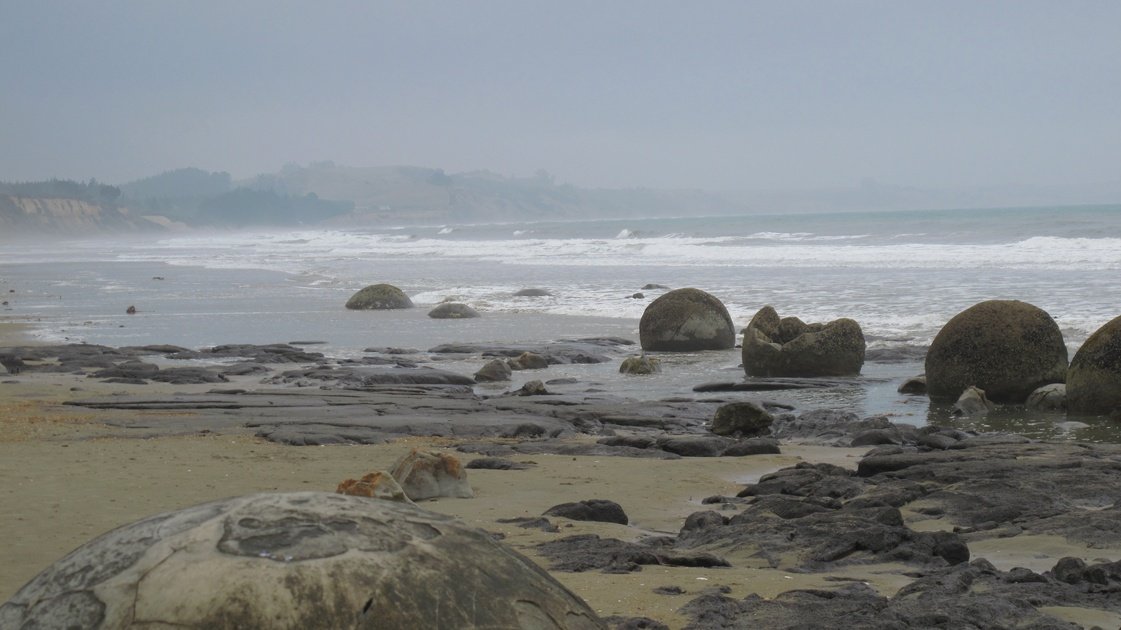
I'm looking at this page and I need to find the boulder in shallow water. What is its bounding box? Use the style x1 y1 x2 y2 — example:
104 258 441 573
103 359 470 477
509 351 549 370
390 449 474 501
925 300 1067 404
426 302 479 319
639 288 735 352
741 306 866 377
1066 314 1121 415
898 375 927 395
344 283 414 310
0 492 603 629
619 355 660 375
1025 383 1066 412
952 385 995 416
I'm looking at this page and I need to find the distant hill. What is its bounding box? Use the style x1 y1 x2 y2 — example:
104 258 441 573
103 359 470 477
239 162 740 223
119 167 232 200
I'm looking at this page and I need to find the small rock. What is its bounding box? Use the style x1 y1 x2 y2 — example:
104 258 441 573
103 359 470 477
897 375 927 395
514 380 549 396
125 305 136 314
427 302 480 319
619 355 660 375
336 471 412 503
711 401 773 437
509 351 549 370
390 449 473 501
475 359 512 382
544 499 629 525
952 385 995 416
1025 383 1066 411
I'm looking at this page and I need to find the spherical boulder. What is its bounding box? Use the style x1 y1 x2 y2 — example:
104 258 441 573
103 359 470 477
741 306 865 377
345 283 413 310
1067 314 1121 415
925 300 1067 403
639 288 735 352
427 302 479 319
0 492 603 629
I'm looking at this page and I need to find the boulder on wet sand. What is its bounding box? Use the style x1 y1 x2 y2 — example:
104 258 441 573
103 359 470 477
619 355 660 375
741 306 866 377
336 471 411 503
711 401 774 437
475 358 512 382
344 283 414 310
1066 314 1121 415
639 288 735 352
925 300 1067 403
426 302 479 319
390 449 474 501
0 492 602 629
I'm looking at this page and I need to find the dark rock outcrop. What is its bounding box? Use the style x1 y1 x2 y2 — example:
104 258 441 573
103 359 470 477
710 402 773 437
638 288 735 352
925 300 1067 403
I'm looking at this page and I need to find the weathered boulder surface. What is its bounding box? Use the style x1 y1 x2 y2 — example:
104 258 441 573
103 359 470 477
741 306 866 377
344 283 414 310
509 351 549 370
426 302 479 319
1067 314 1121 415
639 288 735 352
390 449 474 501
0 492 603 629
925 300 1067 403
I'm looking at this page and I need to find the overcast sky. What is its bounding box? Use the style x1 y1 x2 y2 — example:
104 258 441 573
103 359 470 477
2 1 1119 191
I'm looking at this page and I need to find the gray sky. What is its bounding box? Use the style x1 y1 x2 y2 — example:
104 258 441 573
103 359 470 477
2 0 1119 191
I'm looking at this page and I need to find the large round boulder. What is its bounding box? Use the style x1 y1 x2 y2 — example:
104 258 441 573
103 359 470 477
925 300 1067 403
639 288 735 352
1067 315 1121 415
345 283 414 310
741 306 866 377
0 492 603 629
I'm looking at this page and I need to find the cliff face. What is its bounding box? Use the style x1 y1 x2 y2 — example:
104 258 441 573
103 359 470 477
0 196 166 235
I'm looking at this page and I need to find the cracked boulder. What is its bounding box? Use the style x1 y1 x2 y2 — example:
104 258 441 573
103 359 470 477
741 306 866 377
0 492 603 629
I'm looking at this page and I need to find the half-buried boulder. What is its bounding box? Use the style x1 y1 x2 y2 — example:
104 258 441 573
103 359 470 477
741 306 866 377
0 492 603 629
336 471 412 503
345 283 414 310
427 302 479 319
1067 314 1121 415
925 300 1067 403
639 288 735 352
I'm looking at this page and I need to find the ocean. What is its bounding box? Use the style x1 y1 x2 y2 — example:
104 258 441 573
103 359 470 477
2 203 1120 439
